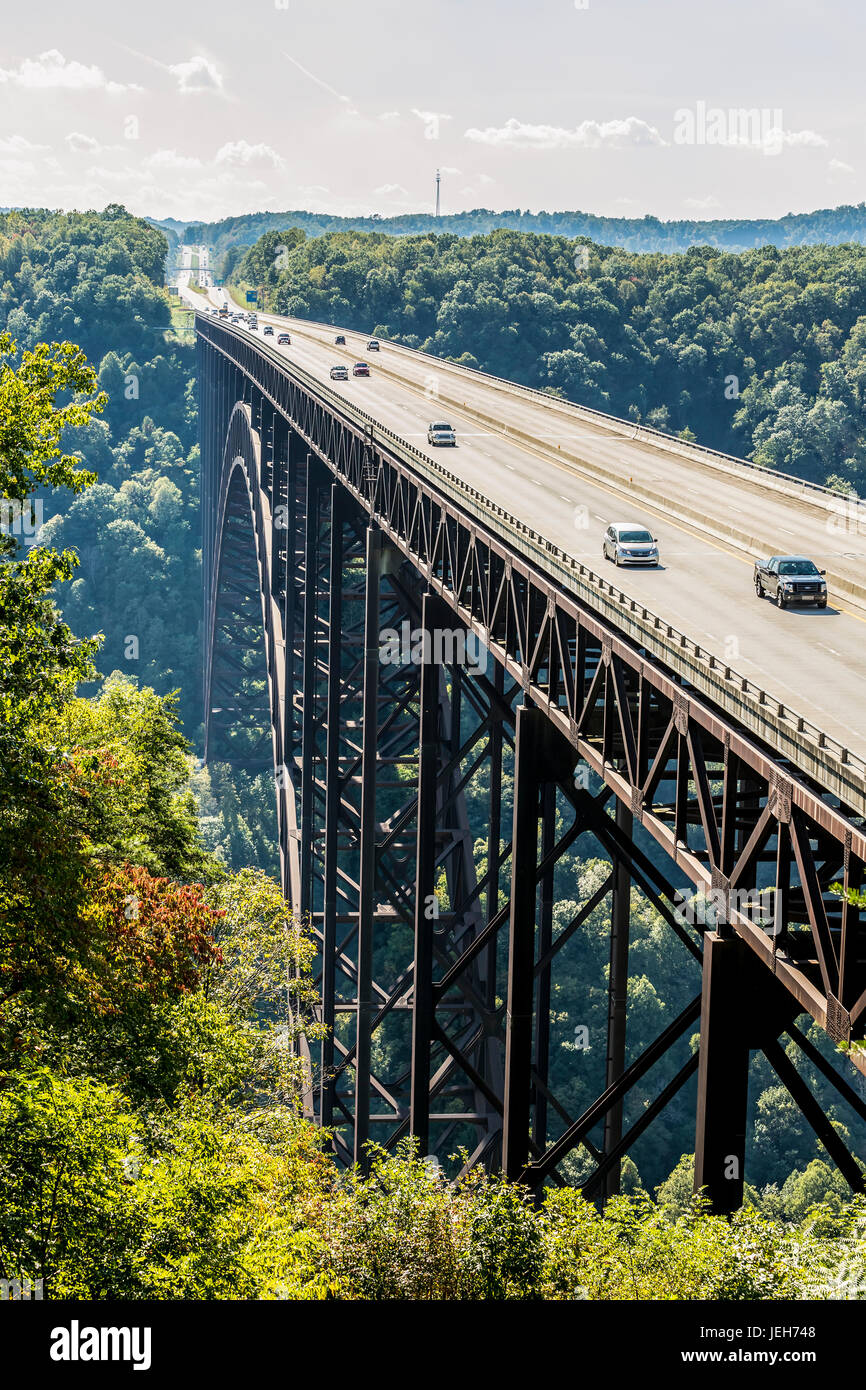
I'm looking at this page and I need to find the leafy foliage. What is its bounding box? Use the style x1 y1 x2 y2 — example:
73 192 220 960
4 217 866 1299
55 674 211 879
3 1090 861 1301
233 229 866 491
0 208 201 731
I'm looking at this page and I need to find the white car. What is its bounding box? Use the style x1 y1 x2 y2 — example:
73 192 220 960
427 422 457 446
602 522 660 566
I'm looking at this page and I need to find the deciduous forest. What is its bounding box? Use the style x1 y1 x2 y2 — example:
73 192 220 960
1 205 865 1299
233 225 866 494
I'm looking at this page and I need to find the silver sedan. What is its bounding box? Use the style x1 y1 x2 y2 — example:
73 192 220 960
602 522 660 566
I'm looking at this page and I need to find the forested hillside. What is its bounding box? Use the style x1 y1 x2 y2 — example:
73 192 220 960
2 207 866 1299
0 206 276 871
4 312 863 1300
0 206 198 717
233 228 866 493
182 201 866 275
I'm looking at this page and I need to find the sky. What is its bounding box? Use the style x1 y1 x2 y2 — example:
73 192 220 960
0 0 863 224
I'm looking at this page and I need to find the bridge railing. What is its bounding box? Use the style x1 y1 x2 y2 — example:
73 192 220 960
198 316 866 806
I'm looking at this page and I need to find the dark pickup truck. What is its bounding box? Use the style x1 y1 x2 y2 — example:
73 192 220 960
754 555 828 609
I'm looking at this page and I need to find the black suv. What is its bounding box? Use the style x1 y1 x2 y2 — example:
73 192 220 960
754 555 828 609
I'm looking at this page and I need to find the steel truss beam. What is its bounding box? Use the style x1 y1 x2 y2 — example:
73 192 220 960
198 324 866 1206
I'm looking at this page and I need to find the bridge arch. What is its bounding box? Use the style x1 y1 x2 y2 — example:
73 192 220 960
204 400 301 909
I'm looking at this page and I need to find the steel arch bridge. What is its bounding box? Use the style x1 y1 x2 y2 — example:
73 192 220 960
199 316 866 1209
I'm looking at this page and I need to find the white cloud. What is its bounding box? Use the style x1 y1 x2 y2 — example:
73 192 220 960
773 127 827 149
439 165 461 175
215 140 284 169
168 55 224 95
464 116 666 150
65 132 102 154
478 173 496 185
0 134 48 154
684 194 721 210
374 182 409 196
672 107 828 156
0 49 137 94
378 110 401 122
0 156 39 178
752 126 828 155
146 149 204 171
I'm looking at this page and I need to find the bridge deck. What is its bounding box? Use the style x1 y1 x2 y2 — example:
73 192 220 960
196 290 866 770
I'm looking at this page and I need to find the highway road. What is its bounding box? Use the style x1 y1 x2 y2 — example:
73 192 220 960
187 286 866 767
177 244 211 291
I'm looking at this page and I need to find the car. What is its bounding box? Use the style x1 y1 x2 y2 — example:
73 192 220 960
602 522 660 566
277 332 291 345
352 362 370 377
427 421 457 446
263 324 274 336
367 338 380 351
754 555 827 609
330 365 349 380
335 334 346 345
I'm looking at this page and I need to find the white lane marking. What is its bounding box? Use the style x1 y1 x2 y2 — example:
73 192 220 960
505 464 516 471
560 495 571 502
779 527 796 536
818 642 841 655
532 479 542 486
593 513 606 522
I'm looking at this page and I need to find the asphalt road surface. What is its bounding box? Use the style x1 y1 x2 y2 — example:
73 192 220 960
188 287 866 764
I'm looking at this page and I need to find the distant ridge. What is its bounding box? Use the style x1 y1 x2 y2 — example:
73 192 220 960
172 202 866 262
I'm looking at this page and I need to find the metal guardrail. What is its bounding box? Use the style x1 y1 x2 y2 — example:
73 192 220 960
199 314 866 792
267 306 866 513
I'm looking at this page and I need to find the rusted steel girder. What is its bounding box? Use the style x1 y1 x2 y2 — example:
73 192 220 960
199 324 866 1204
